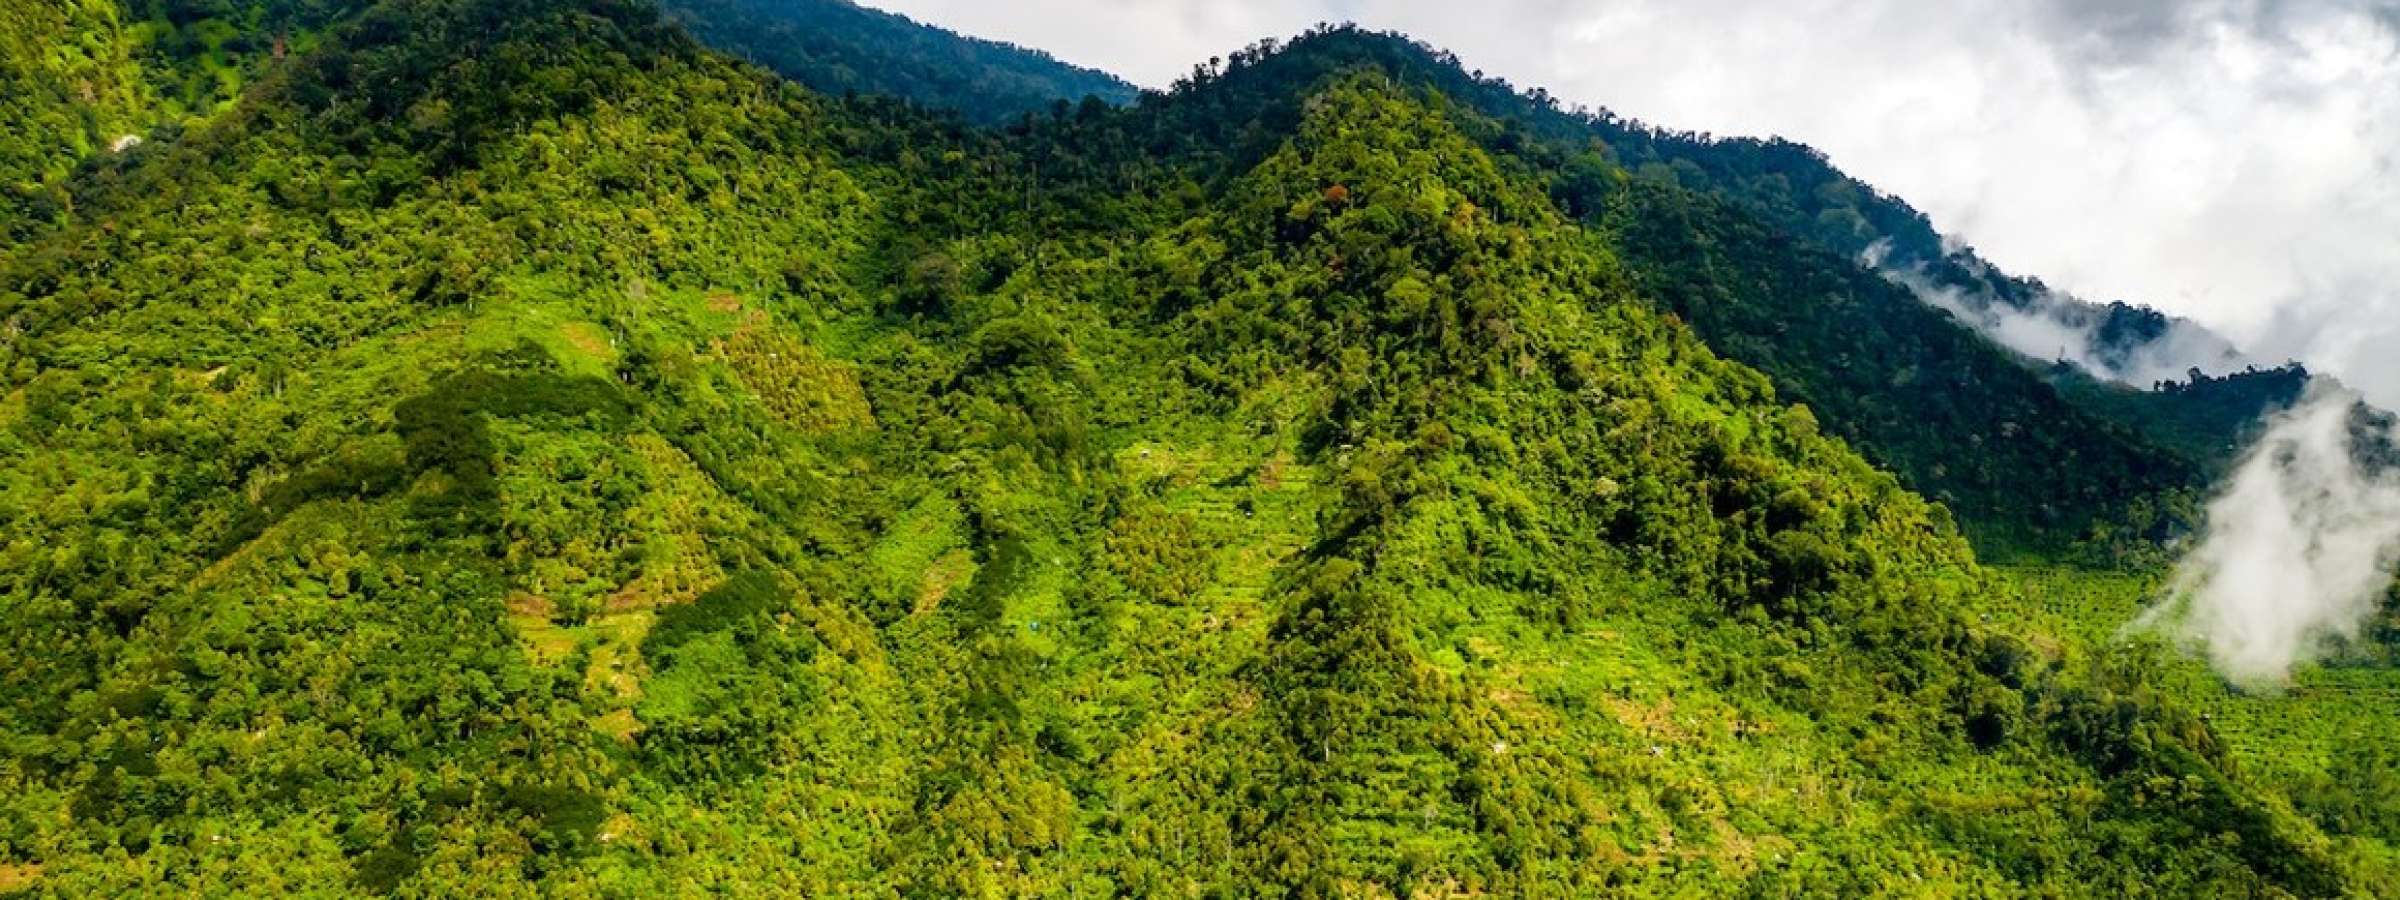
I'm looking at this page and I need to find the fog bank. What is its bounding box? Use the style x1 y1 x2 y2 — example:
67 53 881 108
2136 387 2400 685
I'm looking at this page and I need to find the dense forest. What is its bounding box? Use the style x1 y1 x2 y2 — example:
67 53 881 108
0 0 353 238
657 0 1136 124
1021 27 2290 560
2 0 2394 895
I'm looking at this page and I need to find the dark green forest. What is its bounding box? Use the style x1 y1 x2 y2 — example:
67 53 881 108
658 0 1136 124
2 0 2393 895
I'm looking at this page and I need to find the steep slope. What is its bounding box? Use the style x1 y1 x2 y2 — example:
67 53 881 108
0 0 2376 894
1108 25 2236 380
1461 47 2258 390
2053 364 2312 472
1048 80 2337 894
1069 27 2222 557
1595 177 2202 559
658 0 1136 124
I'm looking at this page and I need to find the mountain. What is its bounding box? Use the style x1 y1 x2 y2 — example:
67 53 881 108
1085 28 2260 559
1 4 2284 558
657 0 1137 123
1 0 2392 894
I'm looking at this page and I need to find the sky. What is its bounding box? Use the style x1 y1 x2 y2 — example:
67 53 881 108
864 0 2400 403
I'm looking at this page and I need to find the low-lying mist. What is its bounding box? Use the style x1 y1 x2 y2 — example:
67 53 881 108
1864 243 2248 387
2135 386 2400 686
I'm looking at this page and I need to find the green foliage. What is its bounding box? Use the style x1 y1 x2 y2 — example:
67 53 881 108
0 0 348 237
2055 363 2310 472
0 1 2387 895
1145 26 2284 559
1595 175 2202 558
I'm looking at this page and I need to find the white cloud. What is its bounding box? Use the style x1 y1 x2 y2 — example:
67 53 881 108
1865 242 2251 387
2134 387 2400 685
856 0 1329 86
865 0 2400 404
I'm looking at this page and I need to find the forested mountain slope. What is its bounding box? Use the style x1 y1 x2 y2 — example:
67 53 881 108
0 0 2386 894
1087 28 2253 558
2051 363 2312 472
658 0 1136 123
1119 27 2250 382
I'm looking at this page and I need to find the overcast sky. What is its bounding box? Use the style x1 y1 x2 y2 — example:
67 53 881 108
863 0 2400 402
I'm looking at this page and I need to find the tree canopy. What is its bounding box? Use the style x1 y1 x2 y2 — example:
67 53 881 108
0 2 2389 895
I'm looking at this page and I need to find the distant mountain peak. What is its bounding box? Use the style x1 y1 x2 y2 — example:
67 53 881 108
658 0 1137 123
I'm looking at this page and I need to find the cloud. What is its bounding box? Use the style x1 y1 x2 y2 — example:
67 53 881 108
1864 241 2253 387
854 0 1331 86
2134 386 2400 685
861 0 2400 405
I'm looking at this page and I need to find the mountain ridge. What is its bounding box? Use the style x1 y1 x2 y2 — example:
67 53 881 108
1048 25 2268 557
1 0 2392 893
659 0 1138 124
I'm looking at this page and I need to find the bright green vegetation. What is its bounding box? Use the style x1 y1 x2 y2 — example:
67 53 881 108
0 0 155 236
1 1 2394 895
1991 565 2400 877
659 0 1137 124
0 0 139 194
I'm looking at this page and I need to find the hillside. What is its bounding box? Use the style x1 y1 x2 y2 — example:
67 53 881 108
658 0 1136 123
0 7 2286 558
0 0 2389 894
2055 364 2313 468
1120 29 2262 392
1081 28 2253 558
